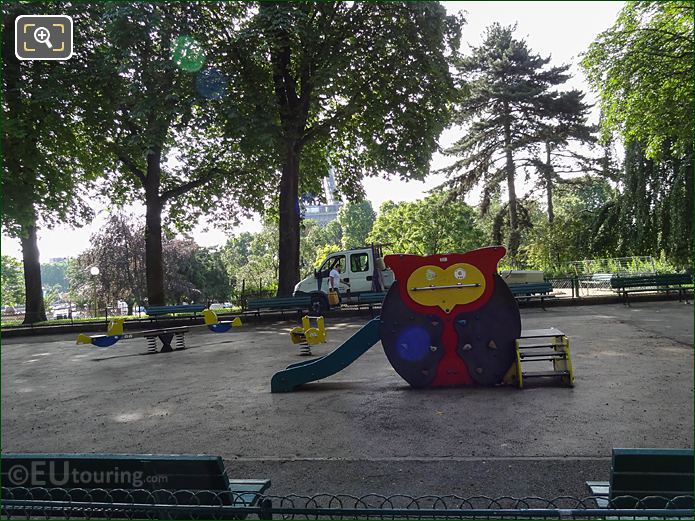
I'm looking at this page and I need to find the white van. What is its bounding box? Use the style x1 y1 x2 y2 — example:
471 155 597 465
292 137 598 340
293 245 394 313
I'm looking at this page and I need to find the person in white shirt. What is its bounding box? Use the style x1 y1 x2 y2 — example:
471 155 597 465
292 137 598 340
329 264 343 304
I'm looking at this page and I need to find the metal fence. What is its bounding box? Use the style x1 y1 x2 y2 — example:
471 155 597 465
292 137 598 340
2 488 693 519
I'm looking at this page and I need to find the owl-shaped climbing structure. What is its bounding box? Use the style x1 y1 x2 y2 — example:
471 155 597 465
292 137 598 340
380 246 521 387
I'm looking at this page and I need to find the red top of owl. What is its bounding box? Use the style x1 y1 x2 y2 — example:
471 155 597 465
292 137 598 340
384 246 506 317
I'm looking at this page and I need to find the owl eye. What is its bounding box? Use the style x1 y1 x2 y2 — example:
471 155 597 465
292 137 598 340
454 268 466 280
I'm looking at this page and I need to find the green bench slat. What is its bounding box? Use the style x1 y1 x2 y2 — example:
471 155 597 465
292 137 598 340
508 283 553 296
146 304 206 316
358 292 387 304
247 297 311 310
608 448 693 509
611 274 692 289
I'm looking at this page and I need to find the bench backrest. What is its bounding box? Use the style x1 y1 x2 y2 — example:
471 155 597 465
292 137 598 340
508 282 553 296
146 304 206 315
358 292 387 303
611 273 692 289
591 273 614 281
609 448 694 508
247 296 311 309
1 453 229 491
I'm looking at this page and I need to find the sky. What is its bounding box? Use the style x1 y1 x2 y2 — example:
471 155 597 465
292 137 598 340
1 1 624 261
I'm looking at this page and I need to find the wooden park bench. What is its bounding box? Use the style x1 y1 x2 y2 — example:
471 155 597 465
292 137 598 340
1 453 271 520
246 295 312 318
145 304 206 321
610 273 693 305
507 282 556 309
586 448 693 509
357 291 388 317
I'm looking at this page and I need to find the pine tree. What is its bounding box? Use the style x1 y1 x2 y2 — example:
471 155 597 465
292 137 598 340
531 90 595 224
438 24 584 263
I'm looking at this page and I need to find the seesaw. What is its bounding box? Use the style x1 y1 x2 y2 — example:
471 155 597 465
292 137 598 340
76 309 242 353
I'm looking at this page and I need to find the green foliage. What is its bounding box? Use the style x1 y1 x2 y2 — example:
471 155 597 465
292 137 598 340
214 2 464 292
523 177 616 272
338 201 376 250
188 248 232 304
582 1 693 160
40 261 69 293
1 4 101 237
439 23 589 261
582 2 693 268
368 193 485 256
313 244 342 270
76 3 277 226
1 256 25 306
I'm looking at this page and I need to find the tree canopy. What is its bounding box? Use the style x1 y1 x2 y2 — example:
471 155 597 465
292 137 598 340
438 24 590 262
583 1 693 267
368 193 484 256
214 2 464 293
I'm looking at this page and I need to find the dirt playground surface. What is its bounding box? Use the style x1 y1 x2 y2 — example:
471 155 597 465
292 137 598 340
2 301 692 498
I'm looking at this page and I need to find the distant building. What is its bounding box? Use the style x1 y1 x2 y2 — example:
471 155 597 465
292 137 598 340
48 257 68 263
303 168 342 226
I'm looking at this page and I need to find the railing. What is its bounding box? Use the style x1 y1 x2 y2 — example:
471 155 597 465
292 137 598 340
1 489 693 520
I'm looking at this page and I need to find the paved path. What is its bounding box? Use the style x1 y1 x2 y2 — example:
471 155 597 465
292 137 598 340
2 302 692 498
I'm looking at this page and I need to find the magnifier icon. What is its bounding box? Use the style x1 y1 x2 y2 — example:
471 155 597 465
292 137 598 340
34 26 52 48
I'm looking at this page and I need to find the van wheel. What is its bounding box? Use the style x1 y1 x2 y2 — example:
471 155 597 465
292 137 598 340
310 295 328 314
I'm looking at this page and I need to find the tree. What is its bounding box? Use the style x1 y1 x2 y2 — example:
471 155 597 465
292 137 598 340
77 3 275 305
582 1 693 267
438 24 585 263
524 177 616 271
1 256 25 307
41 261 69 293
2 4 100 323
215 2 463 294
367 193 485 256
582 1 693 159
69 214 147 314
338 201 375 250
189 247 232 304
531 92 596 223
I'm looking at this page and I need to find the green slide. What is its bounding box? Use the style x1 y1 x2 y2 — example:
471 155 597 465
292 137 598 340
271 318 381 392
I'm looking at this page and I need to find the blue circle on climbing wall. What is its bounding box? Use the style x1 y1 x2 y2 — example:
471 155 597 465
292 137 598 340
395 326 431 362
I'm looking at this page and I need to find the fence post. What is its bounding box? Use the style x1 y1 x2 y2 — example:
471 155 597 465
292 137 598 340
259 498 273 520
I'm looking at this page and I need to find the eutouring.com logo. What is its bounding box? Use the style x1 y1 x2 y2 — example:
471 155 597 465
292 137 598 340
7 462 167 488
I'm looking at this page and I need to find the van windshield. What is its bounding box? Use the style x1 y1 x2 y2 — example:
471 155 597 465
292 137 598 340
319 255 345 273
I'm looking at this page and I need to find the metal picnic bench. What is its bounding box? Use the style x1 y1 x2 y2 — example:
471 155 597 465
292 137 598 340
507 282 556 309
1 453 271 520
246 295 312 318
586 448 693 509
610 273 693 305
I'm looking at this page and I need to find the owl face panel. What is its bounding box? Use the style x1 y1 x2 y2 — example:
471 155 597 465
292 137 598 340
380 248 522 388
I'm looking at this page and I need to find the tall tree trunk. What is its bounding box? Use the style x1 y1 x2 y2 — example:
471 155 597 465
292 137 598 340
277 142 301 296
21 219 47 324
145 149 165 305
545 141 554 224
503 117 520 263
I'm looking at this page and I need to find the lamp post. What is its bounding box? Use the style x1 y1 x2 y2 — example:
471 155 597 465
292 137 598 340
90 266 100 318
